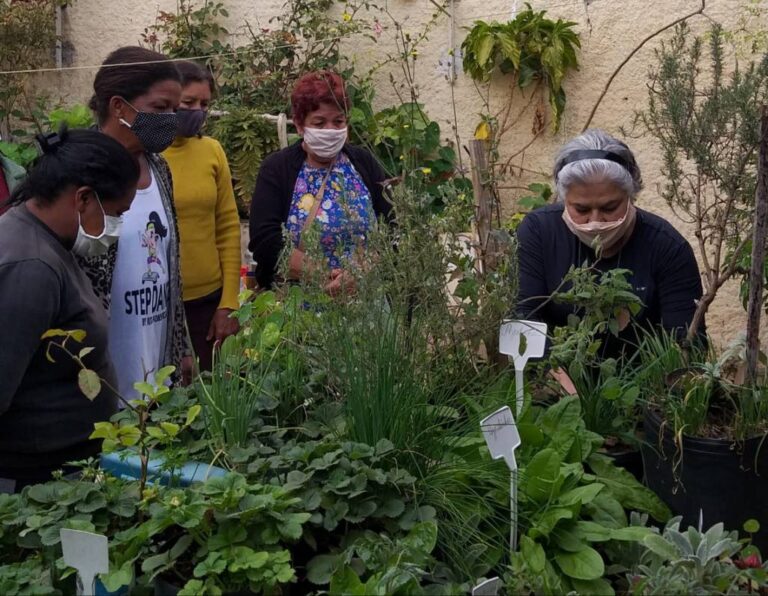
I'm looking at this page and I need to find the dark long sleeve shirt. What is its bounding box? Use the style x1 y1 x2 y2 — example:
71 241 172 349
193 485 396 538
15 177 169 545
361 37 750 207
0 205 117 473
515 203 703 358
248 142 392 289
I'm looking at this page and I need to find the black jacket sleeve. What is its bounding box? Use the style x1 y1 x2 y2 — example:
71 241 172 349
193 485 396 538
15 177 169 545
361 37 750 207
656 239 705 336
514 213 548 320
248 152 289 289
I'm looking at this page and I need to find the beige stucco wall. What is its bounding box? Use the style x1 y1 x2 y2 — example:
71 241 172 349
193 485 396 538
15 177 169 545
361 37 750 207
47 0 762 346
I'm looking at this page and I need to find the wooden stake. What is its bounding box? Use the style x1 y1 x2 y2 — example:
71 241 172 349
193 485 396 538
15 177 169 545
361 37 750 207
746 106 768 385
469 139 492 272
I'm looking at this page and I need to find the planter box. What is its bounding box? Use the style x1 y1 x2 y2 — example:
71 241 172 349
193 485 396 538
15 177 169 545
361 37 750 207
642 409 768 549
100 451 227 487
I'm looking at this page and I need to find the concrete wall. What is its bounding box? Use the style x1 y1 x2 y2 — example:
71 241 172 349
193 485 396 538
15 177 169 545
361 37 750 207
49 0 764 345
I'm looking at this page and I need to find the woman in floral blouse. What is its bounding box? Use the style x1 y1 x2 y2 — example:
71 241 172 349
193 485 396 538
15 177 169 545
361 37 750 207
248 71 391 294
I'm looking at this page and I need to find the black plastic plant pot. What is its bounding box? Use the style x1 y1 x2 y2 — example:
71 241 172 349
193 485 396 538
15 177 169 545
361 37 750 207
642 408 768 550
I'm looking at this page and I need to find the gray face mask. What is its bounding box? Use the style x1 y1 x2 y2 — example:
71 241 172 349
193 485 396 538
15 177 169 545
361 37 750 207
119 99 178 154
72 193 122 258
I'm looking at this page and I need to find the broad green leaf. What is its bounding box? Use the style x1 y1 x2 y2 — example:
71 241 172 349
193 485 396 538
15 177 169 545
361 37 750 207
117 426 141 447
520 535 546 573
557 483 603 507
554 546 604 580
642 533 680 559
402 521 438 555
585 493 627 529
744 519 761 534
160 422 180 438
185 404 202 427
572 521 612 542
307 554 339 585
476 34 495 71
227 546 269 572
78 369 101 400
586 454 671 521
90 422 117 440
99 561 133 592
525 448 562 503
330 566 366 595
78 347 95 359
530 507 573 539
41 328 86 342
155 365 175 385
570 577 615 595
133 381 154 397
609 526 654 542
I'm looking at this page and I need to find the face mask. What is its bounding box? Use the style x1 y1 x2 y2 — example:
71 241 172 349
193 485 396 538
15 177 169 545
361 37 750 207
119 99 178 153
562 201 637 258
72 193 122 258
303 127 347 160
176 108 207 137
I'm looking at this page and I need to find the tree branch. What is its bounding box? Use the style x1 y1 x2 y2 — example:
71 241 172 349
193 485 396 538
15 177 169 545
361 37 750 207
581 0 706 132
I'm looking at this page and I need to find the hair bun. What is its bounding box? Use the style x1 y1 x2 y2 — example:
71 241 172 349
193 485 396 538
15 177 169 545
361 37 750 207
35 131 64 155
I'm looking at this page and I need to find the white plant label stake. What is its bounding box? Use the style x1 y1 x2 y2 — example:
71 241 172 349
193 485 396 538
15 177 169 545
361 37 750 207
60 529 109 596
499 320 548 416
472 576 502 596
481 405 522 554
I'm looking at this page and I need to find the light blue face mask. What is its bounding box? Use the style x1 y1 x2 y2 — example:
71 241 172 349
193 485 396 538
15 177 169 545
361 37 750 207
72 192 122 258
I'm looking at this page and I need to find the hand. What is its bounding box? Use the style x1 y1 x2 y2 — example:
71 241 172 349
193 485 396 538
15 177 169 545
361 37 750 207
550 367 578 396
207 308 239 344
288 248 305 280
324 268 356 297
181 355 195 386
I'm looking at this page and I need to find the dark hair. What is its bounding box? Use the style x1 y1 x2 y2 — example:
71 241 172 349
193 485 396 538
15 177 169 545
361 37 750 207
176 60 215 94
147 211 168 238
9 127 140 206
291 70 349 126
89 46 181 123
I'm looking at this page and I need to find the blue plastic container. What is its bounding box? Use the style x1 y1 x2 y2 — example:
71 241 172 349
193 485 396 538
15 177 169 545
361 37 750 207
100 451 227 487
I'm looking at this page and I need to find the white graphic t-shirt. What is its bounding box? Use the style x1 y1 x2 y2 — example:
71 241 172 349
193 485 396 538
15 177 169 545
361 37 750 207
109 172 171 399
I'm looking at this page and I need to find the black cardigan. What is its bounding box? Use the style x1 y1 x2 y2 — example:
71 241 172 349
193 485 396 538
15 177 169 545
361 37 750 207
248 141 392 288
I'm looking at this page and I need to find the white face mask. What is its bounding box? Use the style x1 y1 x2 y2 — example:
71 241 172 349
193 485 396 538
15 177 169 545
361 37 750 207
72 193 122 258
562 201 637 258
303 127 348 160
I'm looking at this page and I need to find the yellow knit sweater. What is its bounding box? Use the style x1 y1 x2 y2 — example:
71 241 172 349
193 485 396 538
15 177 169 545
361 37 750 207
163 136 241 310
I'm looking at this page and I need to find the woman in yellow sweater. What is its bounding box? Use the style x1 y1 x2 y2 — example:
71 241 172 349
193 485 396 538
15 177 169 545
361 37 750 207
164 61 240 371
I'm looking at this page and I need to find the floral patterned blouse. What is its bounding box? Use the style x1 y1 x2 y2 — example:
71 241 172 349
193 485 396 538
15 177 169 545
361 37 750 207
286 153 373 269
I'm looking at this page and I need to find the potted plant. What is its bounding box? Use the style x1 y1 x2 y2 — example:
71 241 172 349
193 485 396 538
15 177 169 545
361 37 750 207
634 22 768 547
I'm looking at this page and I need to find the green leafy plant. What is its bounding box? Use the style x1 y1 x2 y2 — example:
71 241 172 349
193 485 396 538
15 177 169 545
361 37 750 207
325 521 461 595
207 107 280 216
633 23 768 341
548 266 643 379
0 0 68 143
141 0 230 60
46 104 94 130
627 517 768 594
461 5 580 131
108 473 308 594
504 396 670 594
635 328 768 440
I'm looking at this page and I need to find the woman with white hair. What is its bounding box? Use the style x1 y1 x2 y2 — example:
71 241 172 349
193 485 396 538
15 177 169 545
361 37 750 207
515 129 703 373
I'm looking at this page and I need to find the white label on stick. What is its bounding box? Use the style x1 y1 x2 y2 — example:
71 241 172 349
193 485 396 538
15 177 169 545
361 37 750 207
60 529 109 596
480 406 521 472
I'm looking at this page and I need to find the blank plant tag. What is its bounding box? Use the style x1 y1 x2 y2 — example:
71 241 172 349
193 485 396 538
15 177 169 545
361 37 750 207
472 576 502 596
480 406 521 472
60 529 109 596
499 320 547 366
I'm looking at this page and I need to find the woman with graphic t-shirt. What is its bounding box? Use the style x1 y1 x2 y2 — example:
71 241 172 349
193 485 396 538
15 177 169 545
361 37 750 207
78 46 192 397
